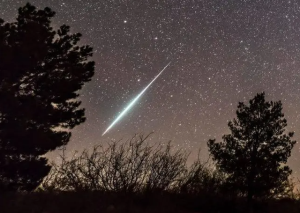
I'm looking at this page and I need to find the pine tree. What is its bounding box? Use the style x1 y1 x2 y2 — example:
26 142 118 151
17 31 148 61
207 93 296 203
0 3 94 191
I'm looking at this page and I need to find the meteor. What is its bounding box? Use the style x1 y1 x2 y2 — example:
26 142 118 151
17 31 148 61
102 61 172 136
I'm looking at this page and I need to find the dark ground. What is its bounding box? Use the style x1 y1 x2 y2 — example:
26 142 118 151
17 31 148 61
0 191 300 213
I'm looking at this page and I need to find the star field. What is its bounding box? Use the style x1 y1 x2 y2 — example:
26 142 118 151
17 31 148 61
1 0 300 176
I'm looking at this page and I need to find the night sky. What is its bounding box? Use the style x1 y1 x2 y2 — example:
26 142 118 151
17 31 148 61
1 0 300 176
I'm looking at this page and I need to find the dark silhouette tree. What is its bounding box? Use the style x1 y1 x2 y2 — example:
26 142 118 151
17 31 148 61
0 3 94 191
207 93 296 204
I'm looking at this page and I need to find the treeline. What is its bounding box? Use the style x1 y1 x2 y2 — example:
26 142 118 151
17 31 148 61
1 132 299 213
37 130 300 213
1 3 300 213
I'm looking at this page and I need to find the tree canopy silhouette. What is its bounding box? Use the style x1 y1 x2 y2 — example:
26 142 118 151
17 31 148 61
207 93 296 202
0 3 94 191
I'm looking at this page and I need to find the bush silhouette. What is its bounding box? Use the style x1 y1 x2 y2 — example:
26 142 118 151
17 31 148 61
43 134 195 192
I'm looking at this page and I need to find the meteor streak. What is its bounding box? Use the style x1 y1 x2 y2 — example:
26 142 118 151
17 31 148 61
102 61 172 136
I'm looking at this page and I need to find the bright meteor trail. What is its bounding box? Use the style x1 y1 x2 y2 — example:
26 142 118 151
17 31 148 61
102 61 172 136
